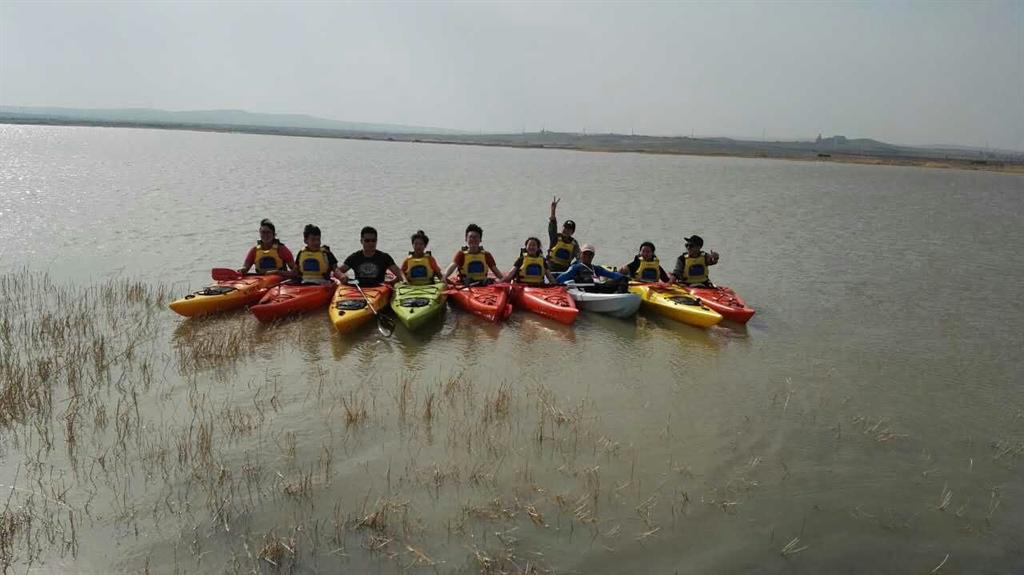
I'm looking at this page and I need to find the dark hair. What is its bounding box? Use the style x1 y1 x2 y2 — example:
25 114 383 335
303 224 321 240
640 241 656 254
465 223 483 238
259 218 276 233
410 230 429 245
524 237 543 252
360 226 377 239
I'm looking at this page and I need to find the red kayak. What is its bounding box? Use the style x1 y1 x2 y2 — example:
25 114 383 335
510 284 579 325
249 282 336 323
682 284 755 324
446 281 512 322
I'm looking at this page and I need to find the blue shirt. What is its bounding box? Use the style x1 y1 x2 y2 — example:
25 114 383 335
556 262 626 284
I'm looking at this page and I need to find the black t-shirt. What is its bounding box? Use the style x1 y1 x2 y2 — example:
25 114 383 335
343 250 396 287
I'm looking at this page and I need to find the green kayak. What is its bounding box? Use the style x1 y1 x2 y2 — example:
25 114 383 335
389 281 447 331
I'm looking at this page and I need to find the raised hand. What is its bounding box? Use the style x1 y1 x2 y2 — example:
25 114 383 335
550 196 560 217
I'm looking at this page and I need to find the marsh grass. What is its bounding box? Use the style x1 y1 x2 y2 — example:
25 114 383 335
0 271 1020 573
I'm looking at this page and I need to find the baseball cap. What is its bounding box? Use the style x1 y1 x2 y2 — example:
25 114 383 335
580 243 595 253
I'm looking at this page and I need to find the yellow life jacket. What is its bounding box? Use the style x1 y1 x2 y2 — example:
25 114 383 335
680 253 709 285
460 247 490 282
548 235 576 268
632 256 662 282
296 247 331 282
254 241 285 274
403 251 434 285
517 252 547 285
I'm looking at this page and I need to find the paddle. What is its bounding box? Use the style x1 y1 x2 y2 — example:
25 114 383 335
212 268 244 281
443 279 486 295
349 279 395 337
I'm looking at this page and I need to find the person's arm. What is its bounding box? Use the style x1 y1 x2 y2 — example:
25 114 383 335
555 263 578 284
659 266 670 283
619 258 639 277
443 251 462 281
333 265 350 283
548 197 559 245
486 252 503 279
595 265 625 282
544 270 557 285
500 257 521 283
572 241 580 263
239 247 257 274
388 264 405 284
429 256 444 281
334 254 353 283
669 256 684 284
381 253 403 284
278 245 295 272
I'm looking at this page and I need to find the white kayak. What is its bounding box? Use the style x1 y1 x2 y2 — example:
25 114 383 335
565 282 642 318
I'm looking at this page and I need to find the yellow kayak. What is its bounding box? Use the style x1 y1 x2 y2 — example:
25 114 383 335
169 273 283 317
628 283 723 328
329 283 393 333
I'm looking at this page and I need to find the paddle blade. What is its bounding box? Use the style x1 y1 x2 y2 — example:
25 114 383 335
377 314 396 337
212 268 243 281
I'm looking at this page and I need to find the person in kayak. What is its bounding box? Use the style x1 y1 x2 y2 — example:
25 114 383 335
670 235 720 287
333 226 405 287
401 230 443 285
555 244 628 284
547 196 580 273
293 224 338 285
238 218 294 275
502 237 557 285
619 241 670 283
443 223 504 285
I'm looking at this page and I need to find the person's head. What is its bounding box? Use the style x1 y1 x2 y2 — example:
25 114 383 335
259 218 277 243
524 237 542 256
580 243 596 265
465 223 483 249
684 235 703 256
561 219 576 238
303 224 322 249
360 226 378 251
410 230 429 254
639 241 656 260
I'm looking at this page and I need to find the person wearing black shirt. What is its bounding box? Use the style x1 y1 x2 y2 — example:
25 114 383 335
334 226 405 287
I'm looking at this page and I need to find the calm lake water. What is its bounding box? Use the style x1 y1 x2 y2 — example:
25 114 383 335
1 124 1022 573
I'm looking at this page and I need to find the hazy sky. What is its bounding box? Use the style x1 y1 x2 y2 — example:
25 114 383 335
1 1 1021 149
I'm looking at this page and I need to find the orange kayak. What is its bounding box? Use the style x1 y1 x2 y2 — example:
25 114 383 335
249 282 335 322
682 285 755 324
510 284 579 325
446 281 512 322
329 284 393 333
169 273 284 317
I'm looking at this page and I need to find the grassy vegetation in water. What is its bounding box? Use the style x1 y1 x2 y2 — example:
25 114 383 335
0 271 1021 573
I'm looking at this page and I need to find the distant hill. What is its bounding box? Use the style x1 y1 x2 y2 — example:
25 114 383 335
0 106 466 135
1 107 1020 171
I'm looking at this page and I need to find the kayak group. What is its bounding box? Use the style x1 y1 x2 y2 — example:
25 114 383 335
170 198 754 331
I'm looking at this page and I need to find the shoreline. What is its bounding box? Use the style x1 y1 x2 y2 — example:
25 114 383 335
3 117 1022 175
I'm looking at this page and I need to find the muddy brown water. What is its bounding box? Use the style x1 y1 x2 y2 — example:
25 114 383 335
1 124 1022 573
